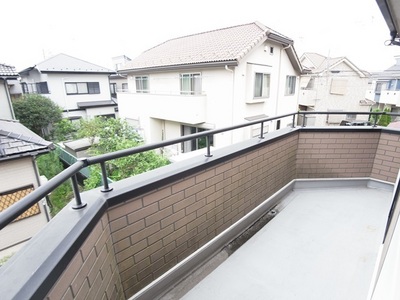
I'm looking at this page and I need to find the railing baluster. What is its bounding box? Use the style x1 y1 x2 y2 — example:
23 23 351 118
260 122 265 139
71 174 87 209
302 113 306 127
100 162 113 192
292 114 296 128
205 135 213 157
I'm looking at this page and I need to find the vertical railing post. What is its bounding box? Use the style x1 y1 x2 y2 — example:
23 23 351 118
71 174 87 209
373 113 378 127
205 135 213 157
260 122 265 139
292 114 296 128
302 113 306 127
100 162 113 192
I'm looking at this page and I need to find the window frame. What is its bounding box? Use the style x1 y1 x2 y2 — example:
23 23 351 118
285 75 296 96
21 82 49 94
181 125 213 153
135 76 149 93
180 73 202 95
253 72 270 99
65 82 100 95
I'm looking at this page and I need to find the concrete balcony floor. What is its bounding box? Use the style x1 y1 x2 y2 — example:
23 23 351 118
165 181 393 300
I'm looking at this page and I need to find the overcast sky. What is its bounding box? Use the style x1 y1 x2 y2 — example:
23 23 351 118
2 0 400 72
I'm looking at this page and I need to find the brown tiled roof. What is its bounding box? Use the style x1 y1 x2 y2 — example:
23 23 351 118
0 119 53 160
121 22 292 72
0 64 19 77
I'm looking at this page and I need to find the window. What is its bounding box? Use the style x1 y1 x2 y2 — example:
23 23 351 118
180 73 201 95
330 78 347 95
254 73 270 98
110 83 117 95
21 82 49 94
389 79 400 91
135 76 149 93
181 125 213 153
285 76 296 95
122 83 128 91
65 82 100 95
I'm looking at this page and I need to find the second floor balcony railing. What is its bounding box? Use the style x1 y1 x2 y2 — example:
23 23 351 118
1 110 400 299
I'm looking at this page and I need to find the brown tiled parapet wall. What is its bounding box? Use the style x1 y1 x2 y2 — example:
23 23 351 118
371 131 400 183
46 214 124 300
107 132 298 298
297 130 381 179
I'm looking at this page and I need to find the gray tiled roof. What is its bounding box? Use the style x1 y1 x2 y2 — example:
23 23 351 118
121 22 291 71
0 119 53 160
20 53 115 74
301 52 347 73
0 63 19 77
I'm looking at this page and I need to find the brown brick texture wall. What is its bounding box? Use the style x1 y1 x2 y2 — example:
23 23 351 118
371 132 400 183
107 134 298 298
43 129 400 300
46 214 124 300
296 131 380 179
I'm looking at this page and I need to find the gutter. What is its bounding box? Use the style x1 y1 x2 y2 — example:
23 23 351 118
119 60 239 75
0 148 53 163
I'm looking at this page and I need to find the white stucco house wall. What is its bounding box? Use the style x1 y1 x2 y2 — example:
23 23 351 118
0 119 53 259
117 22 302 157
0 64 19 120
366 56 400 115
19 54 118 121
298 53 372 126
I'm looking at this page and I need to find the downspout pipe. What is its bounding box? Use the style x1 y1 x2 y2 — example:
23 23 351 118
225 65 235 144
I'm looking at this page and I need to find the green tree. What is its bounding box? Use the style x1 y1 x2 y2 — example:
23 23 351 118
378 107 392 127
36 150 73 216
52 119 78 142
370 107 392 127
77 117 170 189
13 94 62 137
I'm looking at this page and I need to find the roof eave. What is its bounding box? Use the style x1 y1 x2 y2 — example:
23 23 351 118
267 32 293 46
376 0 399 40
0 147 53 162
39 70 116 75
285 46 304 74
119 60 239 74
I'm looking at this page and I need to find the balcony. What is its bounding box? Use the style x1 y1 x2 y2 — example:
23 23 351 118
118 92 206 124
1 112 400 299
379 90 400 106
298 89 317 107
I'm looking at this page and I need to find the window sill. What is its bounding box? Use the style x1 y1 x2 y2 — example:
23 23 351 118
246 99 266 104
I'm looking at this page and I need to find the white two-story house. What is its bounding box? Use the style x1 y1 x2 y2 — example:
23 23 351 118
0 64 53 258
299 53 371 126
19 54 118 120
117 22 302 157
366 55 400 114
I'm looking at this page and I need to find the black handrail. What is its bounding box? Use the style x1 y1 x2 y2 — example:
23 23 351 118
0 110 398 230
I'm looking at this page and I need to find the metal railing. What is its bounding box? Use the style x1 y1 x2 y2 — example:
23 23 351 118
0 110 398 230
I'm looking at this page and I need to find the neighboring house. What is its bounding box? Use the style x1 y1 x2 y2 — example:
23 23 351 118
366 55 400 114
298 53 372 126
19 54 118 121
0 119 53 259
109 56 130 99
0 64 19 120
118 22 302 157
